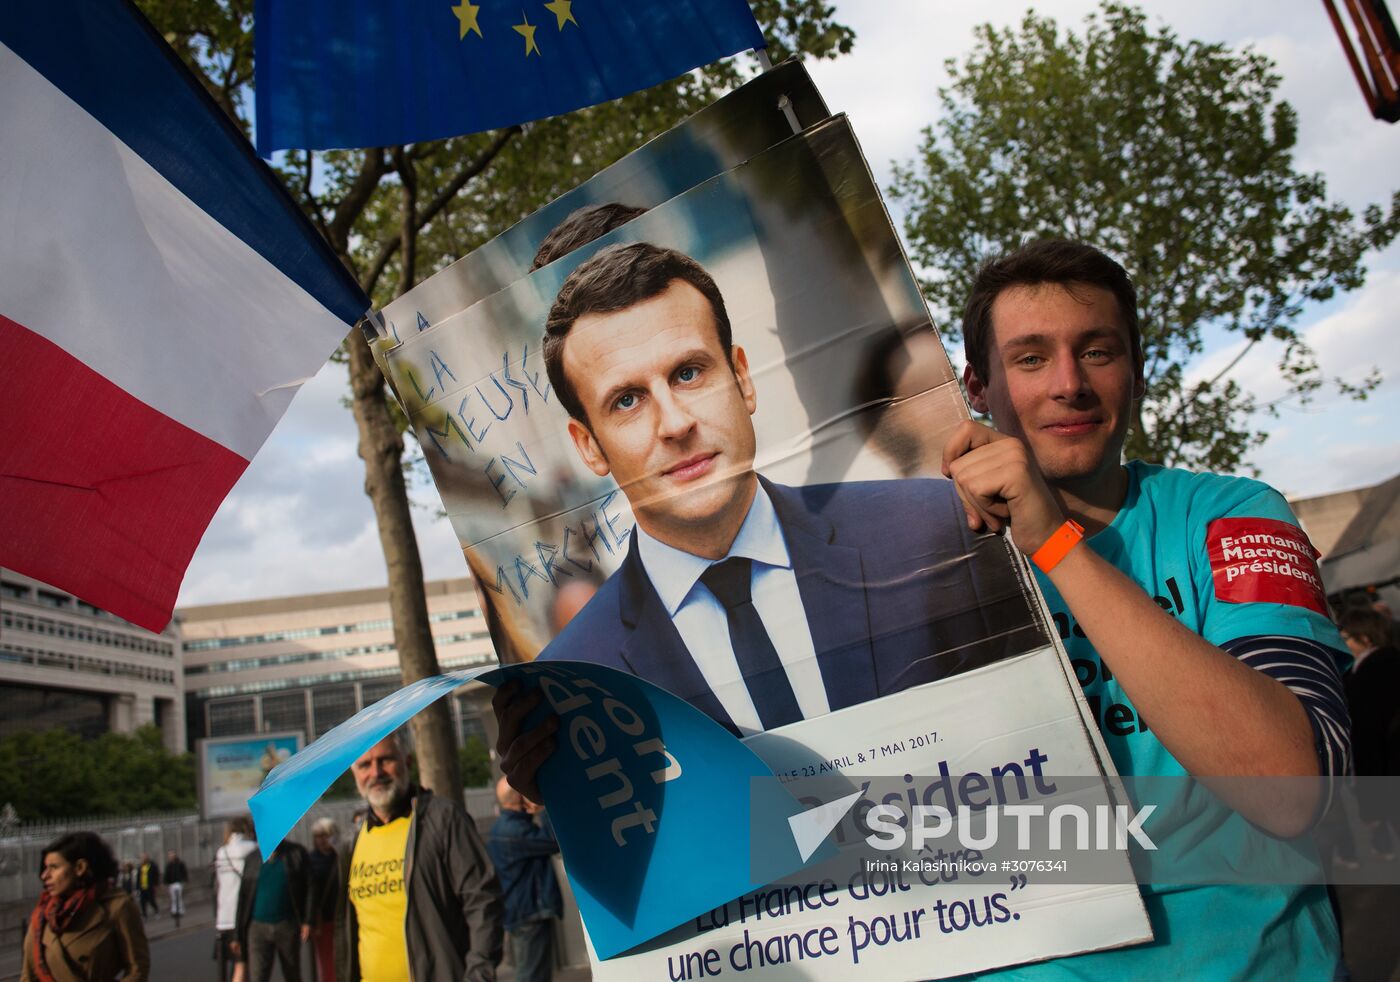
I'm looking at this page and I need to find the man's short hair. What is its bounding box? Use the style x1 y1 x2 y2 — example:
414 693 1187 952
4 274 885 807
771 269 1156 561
530 202 646 271
962 240 1144 384
1342 607 1392 648
544 242 734 423
374 728 411 758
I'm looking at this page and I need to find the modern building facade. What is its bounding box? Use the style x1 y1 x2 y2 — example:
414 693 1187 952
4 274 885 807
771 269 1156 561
178 577 498 751
0 568 185 751
1290 481 1383 558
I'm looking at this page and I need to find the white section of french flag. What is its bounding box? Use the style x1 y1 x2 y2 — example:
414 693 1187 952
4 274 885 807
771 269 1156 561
0 5 365 632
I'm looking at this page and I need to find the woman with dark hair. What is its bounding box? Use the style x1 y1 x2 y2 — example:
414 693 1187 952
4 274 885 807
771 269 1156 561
20 831 149 982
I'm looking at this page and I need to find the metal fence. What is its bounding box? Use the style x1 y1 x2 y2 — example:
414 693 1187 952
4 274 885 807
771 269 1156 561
0 788 588 972
0 789 500 908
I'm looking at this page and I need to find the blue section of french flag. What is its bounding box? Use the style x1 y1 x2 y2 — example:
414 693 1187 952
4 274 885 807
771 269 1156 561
0 0 369 632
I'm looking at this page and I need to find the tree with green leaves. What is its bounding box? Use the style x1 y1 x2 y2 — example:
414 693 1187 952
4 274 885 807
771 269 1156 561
891 2 1399 472
0 726 195 819
137 0 853 803
458 736 491 788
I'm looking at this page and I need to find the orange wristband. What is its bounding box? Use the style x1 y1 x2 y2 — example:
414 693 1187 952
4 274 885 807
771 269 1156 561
1031 519 1084 573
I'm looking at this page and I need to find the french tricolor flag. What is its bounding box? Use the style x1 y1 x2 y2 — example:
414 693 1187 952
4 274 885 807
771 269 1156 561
1 2 368 632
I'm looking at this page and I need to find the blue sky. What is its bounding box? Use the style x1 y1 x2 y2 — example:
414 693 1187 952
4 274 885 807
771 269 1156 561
176 1 1400 606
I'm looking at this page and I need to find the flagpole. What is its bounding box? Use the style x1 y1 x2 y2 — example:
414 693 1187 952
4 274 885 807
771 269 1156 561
752 47 802 135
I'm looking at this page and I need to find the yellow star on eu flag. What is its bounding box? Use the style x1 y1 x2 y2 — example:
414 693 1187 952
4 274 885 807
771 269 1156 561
514 12 540 56
451 0 482 39
544 0 578 30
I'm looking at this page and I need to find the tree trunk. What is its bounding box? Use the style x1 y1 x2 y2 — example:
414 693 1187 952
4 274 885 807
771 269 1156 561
345 317 462 802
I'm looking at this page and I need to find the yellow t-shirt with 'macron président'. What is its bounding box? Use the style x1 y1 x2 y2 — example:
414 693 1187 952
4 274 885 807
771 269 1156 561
348 815 411 982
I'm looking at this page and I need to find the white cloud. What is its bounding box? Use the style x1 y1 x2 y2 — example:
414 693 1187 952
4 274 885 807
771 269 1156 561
177 360 472 606
1188 268 1400 405
1251 433 1400 499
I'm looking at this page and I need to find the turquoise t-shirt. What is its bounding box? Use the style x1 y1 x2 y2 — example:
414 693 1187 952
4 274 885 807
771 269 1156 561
251 854 293 924
978 461 1345 981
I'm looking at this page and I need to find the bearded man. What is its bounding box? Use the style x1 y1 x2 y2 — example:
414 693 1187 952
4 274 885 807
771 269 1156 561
334 731 503 982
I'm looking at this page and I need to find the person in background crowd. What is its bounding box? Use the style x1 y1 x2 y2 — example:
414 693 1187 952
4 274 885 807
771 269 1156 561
336 730 502 982
163 849 188 928
304 817 340 982
117 860 136 902
21 831 149 982
236 839 309 982
1371 598 1398 646
487 777 562 982
1341 606 1400 858
136 852 160 919
214 816 258 982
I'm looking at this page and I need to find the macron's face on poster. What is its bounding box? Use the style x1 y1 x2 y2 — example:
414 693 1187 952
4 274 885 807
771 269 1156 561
563 279 759 560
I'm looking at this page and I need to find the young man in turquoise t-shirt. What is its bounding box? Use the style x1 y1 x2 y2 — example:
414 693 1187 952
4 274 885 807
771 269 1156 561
942 239 1351 979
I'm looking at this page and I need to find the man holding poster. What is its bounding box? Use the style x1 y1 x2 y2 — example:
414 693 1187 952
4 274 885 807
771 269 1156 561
942 239 1351 978
530 241 1022 736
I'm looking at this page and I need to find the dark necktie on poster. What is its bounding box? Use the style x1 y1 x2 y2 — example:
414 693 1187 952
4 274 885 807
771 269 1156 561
702 557 803 730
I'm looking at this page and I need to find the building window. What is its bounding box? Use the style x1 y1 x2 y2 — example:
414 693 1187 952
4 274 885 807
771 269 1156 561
457 707 488 747
261 691 308 736
208 699 256 737
0 683 108 740
35 590 70 609
360 678 401 708
312 686 358 738
1 581 28 601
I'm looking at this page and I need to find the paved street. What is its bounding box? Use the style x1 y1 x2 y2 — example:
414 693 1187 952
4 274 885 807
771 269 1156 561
150 926 229 981
135 924 591 981
1 892 592 982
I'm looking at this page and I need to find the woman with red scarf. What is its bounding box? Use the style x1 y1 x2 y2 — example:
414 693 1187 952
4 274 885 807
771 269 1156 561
20 831 149 982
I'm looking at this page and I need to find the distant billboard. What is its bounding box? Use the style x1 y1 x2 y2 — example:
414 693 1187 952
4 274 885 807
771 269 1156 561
197 732 302 819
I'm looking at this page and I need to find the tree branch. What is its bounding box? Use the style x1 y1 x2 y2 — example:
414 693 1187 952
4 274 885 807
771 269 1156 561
416 127 521 232
300 152 328 238
393 146 419 296
360 126 521 297
217 61 245 123
327 148 388 257
1203 337 1259 389
160 29 241 126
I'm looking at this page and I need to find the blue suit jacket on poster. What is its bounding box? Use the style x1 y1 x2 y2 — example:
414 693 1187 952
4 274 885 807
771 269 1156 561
538 477 1039 734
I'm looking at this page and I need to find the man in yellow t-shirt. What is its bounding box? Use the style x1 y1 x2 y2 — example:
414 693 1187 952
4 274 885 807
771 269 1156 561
347 809 411 981
335 731 502 982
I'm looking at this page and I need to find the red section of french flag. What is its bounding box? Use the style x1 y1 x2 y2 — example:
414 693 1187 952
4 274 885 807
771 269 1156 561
0 313 249 632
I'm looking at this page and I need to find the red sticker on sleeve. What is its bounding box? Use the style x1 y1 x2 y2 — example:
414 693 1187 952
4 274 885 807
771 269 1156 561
1205 517 1327 616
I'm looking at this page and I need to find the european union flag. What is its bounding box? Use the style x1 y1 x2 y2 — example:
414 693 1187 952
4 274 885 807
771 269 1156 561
253 0 767 155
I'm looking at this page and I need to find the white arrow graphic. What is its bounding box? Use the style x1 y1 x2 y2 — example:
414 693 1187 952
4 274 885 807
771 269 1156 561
787 786 865 862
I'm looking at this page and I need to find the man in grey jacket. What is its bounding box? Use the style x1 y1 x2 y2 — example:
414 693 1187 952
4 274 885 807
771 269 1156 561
335 731 503 982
